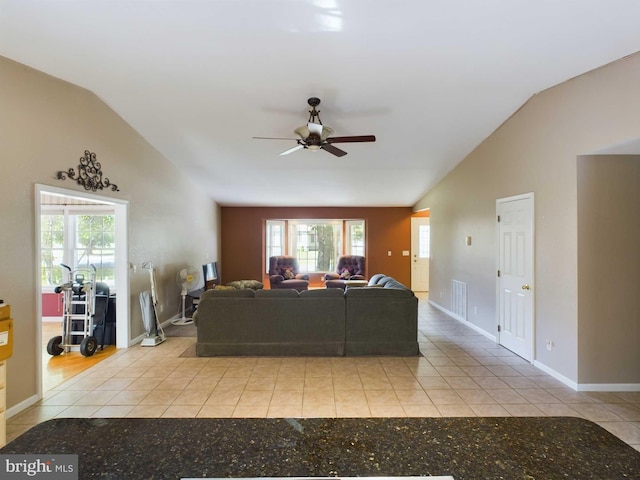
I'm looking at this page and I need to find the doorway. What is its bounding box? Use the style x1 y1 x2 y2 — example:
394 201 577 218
35 184 129 395
496 193 534 362
411 215 430 292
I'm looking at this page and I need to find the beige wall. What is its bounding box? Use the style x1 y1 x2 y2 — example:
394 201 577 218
415 53 640 385
577 155 640 384
0 56 220 409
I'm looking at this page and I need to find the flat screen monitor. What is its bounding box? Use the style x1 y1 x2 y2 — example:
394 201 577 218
202 262 219 289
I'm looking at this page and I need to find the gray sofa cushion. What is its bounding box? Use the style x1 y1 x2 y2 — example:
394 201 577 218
300 288 345 298
344 286 414 298
344 279 418 355
255 289 299 298
201 288 255 299
368 273 387 285
195 286 345 356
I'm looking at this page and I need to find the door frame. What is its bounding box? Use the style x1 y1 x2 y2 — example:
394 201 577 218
496 192 535 362
35 183 130 398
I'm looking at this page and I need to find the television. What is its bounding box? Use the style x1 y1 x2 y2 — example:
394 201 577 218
202 261 219 290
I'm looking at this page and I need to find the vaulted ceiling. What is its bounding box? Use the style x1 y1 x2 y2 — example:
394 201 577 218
2 1 640 206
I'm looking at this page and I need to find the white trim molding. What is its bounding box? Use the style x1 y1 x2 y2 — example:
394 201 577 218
428 300 497 342
532 360 578 390
575 383 640 392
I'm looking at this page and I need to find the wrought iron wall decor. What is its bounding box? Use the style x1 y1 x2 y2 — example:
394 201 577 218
57 150 120 192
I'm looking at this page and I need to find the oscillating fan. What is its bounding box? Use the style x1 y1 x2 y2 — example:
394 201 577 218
172 266 200 325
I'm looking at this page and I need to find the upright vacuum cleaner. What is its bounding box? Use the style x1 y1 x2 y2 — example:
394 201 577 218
140 261 166 347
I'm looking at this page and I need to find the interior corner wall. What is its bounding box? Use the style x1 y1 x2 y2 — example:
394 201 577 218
220 207 413 287
577 155 640 384
0 56 220 410
413 52 640 384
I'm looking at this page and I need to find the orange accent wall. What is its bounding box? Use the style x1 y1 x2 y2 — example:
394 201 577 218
221 207 414 287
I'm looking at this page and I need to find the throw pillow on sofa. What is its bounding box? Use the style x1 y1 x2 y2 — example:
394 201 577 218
339 268 352 279
227 280 264 290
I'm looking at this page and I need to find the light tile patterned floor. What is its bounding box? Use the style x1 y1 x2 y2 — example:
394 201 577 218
8 294 640 452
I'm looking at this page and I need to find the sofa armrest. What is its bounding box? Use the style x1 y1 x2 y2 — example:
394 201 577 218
323 272 340 281
270 274 284 285
295 273 310 281
350 274 365 280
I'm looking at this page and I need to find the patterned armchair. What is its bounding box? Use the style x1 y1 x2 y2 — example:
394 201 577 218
268 256 310 291
324 255 366 289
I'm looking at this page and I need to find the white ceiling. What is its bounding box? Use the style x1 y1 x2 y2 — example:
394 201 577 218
2 1 640 206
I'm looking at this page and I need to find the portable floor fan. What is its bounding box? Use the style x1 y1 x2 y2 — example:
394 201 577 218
172 266 200 325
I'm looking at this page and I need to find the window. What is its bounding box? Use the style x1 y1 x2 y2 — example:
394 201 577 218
73 214 115 284
345 220 365 256
41 207 116 290
265 219 365 273
266 220 285 271
41 214 65 287
418 224 430 258
290 221 341 273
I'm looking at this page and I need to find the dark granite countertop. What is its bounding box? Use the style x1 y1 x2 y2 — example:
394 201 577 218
2 417 639 479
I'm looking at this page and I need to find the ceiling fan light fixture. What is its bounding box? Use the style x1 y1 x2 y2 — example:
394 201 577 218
255 97 376 157
320 125 334 140
294 124 334 142
294 125 310 139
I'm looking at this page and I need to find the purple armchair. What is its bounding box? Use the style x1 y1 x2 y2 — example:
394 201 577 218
268 256 310 291
324 255 366 289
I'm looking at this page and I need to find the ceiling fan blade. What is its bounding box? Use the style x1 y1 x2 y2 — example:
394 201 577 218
307 122 323 136
253 136 298 140
279 144 305 156
326 135 376 143
321 144 348 157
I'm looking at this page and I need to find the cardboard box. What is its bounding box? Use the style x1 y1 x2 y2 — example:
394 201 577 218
0 305 12 361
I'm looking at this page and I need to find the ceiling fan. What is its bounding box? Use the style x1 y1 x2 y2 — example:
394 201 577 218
253 97 376 157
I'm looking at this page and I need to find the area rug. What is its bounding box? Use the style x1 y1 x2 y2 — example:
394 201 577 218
162 322 196 337
1 417 638 479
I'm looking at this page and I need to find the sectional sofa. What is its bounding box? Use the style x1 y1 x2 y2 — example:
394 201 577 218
192 274 419 356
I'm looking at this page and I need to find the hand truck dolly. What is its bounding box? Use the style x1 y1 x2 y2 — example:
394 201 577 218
47 264 99 357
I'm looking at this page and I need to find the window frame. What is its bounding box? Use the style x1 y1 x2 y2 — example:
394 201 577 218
265 218 365 273
41 205 116 292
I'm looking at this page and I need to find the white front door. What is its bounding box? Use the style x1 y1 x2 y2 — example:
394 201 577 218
411 216 430 292
497 194 534 361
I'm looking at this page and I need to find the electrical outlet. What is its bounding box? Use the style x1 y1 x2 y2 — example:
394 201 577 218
546 339 553 351
474 306 478 315
159 304 164 313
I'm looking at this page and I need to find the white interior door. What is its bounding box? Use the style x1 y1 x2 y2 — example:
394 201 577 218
411 216 430 292
497 194 534 361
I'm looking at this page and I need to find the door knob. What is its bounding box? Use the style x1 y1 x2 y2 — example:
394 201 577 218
522 284 531 290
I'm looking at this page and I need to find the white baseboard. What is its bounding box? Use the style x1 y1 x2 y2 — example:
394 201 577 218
427 300 589 391
42 316 62 322
532 360 578 390
575 383 640 392
6 394 40 419
428 300 497 342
